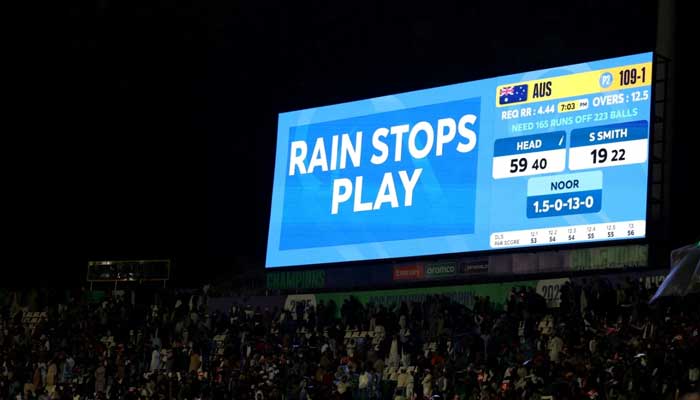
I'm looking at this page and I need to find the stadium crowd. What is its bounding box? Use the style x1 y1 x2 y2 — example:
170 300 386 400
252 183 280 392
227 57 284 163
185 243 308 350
0 277 698 400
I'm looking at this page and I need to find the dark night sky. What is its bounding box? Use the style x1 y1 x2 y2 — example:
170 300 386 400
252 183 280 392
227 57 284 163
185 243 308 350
8 0 693 286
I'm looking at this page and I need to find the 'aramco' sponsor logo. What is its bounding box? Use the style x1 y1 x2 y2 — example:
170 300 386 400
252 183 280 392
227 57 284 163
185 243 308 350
425 262 457 277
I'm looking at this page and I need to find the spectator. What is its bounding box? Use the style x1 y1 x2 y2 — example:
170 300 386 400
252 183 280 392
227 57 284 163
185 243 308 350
94 362 106 395
1 276 698 399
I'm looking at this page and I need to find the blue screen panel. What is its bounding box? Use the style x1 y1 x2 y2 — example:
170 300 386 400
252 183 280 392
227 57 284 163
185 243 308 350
266 52 653 268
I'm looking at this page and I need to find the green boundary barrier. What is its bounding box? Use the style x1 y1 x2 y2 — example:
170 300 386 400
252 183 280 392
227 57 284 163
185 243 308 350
315 280 537 317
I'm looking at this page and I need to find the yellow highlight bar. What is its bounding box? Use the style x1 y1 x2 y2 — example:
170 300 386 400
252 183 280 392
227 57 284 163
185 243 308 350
557 98 590 113
496 62 652 107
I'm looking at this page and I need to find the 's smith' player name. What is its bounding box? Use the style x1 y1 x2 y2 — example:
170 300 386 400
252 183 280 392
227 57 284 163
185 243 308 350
589 127 627 141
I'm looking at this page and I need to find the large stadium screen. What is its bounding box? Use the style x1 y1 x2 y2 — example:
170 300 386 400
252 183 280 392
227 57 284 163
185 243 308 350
266 52 653 268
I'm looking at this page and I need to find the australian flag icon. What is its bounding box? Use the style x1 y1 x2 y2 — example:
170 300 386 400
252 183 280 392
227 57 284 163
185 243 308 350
499 84 528 105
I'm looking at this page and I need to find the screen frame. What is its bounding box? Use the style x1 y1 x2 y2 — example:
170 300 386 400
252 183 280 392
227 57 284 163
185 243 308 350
265 51 657 270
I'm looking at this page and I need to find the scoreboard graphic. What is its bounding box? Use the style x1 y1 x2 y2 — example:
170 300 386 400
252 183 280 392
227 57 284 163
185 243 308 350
266 52 653 268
